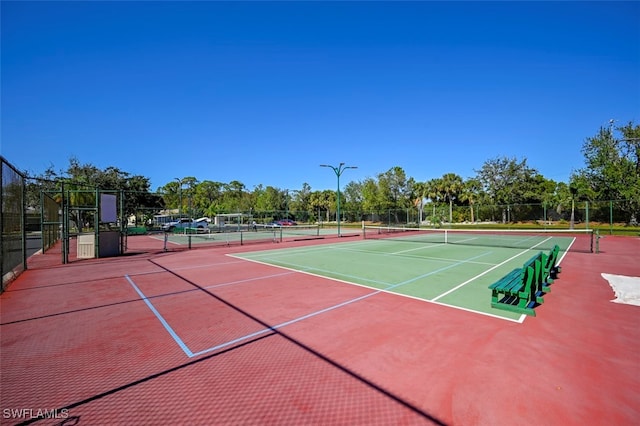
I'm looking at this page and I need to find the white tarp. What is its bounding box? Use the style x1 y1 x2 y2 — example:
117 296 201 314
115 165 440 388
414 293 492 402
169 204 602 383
601 273 640 307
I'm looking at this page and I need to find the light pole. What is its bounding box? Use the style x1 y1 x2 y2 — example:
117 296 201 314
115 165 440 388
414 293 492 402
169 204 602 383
285 189 289 220
320 163 357 236
175 178 183 219
569 183 577 230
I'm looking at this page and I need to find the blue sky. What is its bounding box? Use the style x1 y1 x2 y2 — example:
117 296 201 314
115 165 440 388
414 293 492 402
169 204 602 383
2 1 639 192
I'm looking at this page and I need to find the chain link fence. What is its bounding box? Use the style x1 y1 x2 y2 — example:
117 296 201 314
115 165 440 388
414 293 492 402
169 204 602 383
41 191 61 252
228 203 638 234
1 156 26 291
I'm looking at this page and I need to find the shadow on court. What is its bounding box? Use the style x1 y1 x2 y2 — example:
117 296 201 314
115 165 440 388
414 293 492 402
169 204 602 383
1 235 638 425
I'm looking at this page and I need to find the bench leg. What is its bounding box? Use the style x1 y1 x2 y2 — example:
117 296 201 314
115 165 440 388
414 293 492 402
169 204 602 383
491 294 537 316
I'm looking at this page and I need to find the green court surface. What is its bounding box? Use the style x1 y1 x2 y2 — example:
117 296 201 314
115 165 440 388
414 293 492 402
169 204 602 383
231 235 574 321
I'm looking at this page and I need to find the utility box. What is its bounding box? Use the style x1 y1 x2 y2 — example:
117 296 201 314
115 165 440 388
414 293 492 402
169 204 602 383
77 231 120 259
77 233 95 259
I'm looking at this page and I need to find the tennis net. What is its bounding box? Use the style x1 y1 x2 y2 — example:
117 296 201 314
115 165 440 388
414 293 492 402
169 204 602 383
172 224 321 246
362 225 594 252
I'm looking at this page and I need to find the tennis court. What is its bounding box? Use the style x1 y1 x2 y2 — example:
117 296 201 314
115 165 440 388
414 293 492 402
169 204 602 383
232 226 589 321
1 227 638 425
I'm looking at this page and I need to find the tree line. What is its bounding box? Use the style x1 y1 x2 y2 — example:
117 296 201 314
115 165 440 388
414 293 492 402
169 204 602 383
26 122 640 225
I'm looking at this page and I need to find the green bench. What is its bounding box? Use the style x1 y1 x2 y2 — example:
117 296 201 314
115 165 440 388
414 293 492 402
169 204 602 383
541 244 561 284
489 245 562 317
126 226 147 235
489 253 545 316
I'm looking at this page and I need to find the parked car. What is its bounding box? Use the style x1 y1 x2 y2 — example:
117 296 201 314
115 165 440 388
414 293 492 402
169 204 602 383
277 219 297 226
266 219 297 227
162 217 209 232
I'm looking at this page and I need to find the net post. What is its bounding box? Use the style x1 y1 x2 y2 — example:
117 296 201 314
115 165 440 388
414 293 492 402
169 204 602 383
609 201 613 235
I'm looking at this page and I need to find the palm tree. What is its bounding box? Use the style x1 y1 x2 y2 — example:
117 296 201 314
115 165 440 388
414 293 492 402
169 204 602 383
459 178 481 223
425 178 442 225
439 173 464 224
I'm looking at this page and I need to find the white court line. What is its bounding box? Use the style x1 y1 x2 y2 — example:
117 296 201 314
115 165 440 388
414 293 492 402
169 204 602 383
230 248 524 325
126 267 385 358
391 242 446 254
124 259 250 279
125 275 194 357
235 239 498 267
332 245 497 266
231 238 560 323
133 242 537 360
189 290 382 357
153 259 247 273
133 236 566 355
237 255 396 288
431 236 554 302
192 249 502 354
202 270 298 290
140 240 560 358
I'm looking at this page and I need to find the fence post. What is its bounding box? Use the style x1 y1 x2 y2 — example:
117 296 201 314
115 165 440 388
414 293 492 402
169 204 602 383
62 182 68 264
610 200 613 235
20 179 26 272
